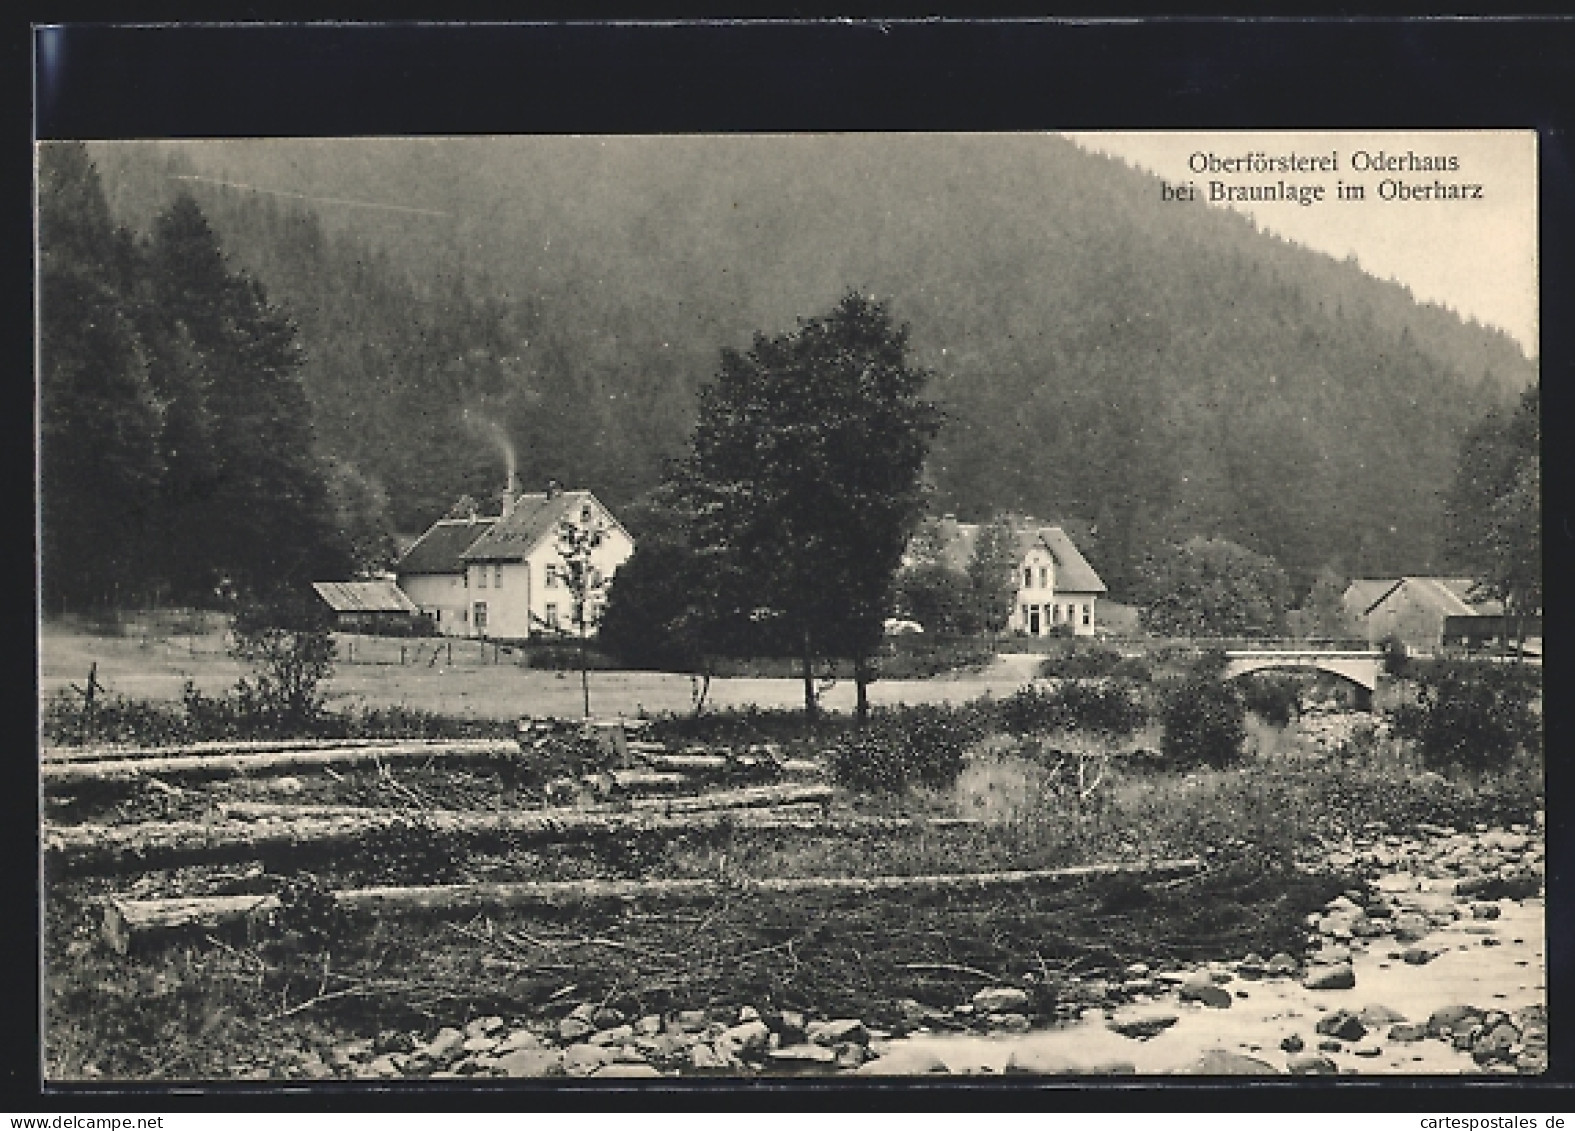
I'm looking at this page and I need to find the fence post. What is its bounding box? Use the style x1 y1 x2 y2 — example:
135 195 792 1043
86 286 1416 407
447 641 453 666
400 645 406 666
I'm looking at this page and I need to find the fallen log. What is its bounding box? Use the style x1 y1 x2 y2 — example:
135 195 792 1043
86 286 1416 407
42 739 519 786
638 752 823 777
103 858 1203 952
42 737 444 764
49 788 861 873
582 770 691 797
215 782 834 821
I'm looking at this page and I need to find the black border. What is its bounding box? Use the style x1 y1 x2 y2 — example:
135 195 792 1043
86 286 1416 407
21 16 1575 1113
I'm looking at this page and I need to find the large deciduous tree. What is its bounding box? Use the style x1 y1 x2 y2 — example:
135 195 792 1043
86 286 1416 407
1444 385 1540 653
1135 536 1290 639
681 292 943 722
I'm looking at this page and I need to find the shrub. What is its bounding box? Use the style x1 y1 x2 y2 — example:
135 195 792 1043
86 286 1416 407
229 597 337 734
1239 673 1301 727
999 682 1147 738
1389 661 1541 771
1380 635 1410 679
1160 677 1248 769
1037 643 1152 682
829 703 984 793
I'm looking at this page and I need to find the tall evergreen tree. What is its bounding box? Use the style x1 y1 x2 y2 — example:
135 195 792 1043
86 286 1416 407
138 193 350 600
37 143 164 612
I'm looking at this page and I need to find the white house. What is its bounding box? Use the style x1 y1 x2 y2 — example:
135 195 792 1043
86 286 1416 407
394 486 634 640
922 515 1108 637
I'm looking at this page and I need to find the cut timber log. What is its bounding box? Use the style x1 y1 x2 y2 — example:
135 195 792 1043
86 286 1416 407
42 739 518 786
48 787 856 873
104 858 1203 952
43 737 436 764
218 782 834 821
638 752 823 777
582 770 691 797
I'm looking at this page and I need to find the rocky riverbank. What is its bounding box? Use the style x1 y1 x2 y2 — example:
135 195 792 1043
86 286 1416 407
214 814 1542 1081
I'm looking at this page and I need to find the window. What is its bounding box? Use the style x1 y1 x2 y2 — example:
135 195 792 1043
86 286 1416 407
494 564 503 588
1020 604 1030 624
1082 604 1092 627
473 602 487 631
581 503 594 523
1051 603 1061 624
1039 566 1049 589
1023 567 1033 589
545 603 559 629
476 566 487 589
545 563 559 588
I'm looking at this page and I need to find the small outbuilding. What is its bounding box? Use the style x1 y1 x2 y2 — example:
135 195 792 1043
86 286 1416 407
311 579 423 634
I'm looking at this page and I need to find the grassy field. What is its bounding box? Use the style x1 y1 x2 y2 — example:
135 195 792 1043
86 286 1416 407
40 619 1049 724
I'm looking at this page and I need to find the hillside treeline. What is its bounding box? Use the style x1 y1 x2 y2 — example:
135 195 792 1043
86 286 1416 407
39 144 365 612
74 136 1534 599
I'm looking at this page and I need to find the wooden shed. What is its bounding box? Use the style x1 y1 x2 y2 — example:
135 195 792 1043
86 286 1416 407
311 580 423 634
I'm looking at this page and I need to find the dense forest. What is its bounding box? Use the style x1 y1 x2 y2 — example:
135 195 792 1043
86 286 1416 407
64 135 1534 601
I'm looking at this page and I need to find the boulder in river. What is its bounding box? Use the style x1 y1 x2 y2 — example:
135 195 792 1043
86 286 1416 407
1303 963 1356 990
1287 1053 1339 1075
1315 1010 1367 1042
1107 1009 1180 1040
1184 1050 1280 1075
972 986 1032 1014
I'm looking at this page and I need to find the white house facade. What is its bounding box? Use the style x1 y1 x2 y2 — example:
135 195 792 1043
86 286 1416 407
393 489 634 641
920 515 1108 638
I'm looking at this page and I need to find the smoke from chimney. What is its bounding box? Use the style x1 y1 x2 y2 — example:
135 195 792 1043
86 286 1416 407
461 408 518 518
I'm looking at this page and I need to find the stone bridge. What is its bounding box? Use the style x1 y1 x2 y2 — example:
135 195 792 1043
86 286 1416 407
1222 649 1383 710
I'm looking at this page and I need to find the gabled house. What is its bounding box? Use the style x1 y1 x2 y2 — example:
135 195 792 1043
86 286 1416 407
393 515 498 635
921 515 1108 637
1345 576 1506 651
394 485 635 641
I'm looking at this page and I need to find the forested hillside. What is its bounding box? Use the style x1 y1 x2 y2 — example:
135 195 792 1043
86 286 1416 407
81 135 1535 596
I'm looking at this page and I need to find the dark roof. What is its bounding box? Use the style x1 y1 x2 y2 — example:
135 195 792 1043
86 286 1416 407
312 580 420 615
921 517 1106 594
1037 526 1107 594
394 518 497 575
462 491 631 562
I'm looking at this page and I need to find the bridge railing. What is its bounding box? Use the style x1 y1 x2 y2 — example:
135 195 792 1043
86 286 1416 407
1151 636 1375 652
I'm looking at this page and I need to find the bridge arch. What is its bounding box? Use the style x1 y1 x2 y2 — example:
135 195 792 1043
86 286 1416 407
1221 650 1382 711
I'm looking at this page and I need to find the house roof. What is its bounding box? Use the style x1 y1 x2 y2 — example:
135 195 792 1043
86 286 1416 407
394 517 497 576
1365 577 1504 618
312 580 420 615
1036 526 1107 594
460 491 630 563
923 516 1106 594
1343 579 1400 617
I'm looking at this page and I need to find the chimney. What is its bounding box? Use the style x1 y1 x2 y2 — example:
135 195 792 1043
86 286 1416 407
546 479 562 501
501 470 520 518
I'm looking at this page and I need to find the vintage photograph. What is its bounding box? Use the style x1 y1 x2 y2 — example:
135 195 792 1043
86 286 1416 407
37 131 1542 1082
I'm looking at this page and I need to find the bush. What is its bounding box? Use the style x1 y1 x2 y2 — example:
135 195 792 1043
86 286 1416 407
229 597 337 734
1239 673 1301 728
829 703 985 793
1390 661 1541 771
1037 643 1152 683
1380 635 1410 679
1160 677 1248 769
879 636 997 680
999 682 1147 738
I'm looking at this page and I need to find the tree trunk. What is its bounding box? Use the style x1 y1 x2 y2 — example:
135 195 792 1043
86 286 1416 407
853 655 871 726
580 623 591 718
801 630 818 721
103 857 1203 952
